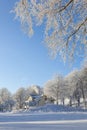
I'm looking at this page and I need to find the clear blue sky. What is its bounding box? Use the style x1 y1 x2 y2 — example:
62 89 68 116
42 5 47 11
0 0 84 93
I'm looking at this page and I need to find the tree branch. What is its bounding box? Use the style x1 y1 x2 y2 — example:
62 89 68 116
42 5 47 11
67 17 87 44
59 0 74 12
54 0 74 13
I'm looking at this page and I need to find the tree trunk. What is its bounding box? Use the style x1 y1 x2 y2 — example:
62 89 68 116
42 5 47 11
81 87 86 108
77 97 80 107
69 96 72 106
62 98 65 106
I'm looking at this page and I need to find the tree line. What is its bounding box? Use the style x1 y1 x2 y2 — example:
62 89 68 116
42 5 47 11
0 64 87 111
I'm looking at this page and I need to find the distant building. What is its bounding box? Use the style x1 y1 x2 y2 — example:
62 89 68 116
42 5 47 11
24 94 48 109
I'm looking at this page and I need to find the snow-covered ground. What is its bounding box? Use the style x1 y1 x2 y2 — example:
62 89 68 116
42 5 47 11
0 104 87 130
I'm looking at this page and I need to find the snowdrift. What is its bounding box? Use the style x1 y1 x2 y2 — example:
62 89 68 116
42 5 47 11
18 104 87 113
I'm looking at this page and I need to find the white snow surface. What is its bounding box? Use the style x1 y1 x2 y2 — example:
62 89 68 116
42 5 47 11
0 104 87 130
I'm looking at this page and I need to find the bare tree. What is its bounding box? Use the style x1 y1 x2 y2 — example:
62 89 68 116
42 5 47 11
13 0 87 61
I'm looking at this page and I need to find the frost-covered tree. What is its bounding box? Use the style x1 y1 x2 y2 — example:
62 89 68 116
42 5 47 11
65 68 87 108
71 70 87 108
65 70 79 106
0 88 11 103
14 87 26 109
0 88 13 111
13 0 87 61
44 75 64 105
31 85 43 95
79 66 87 107
25 85 43 99
73 87 82 107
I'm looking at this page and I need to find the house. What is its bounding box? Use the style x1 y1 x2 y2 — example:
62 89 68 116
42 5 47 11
24 94 47 109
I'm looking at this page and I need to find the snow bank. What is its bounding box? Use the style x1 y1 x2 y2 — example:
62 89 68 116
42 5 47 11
29 104 87 113
13 104 87 114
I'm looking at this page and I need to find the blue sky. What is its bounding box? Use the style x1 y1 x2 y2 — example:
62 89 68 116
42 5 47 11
0 0 84 93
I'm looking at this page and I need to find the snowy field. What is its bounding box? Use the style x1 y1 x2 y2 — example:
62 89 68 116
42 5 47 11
0 104 87 130
0 112 87 130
